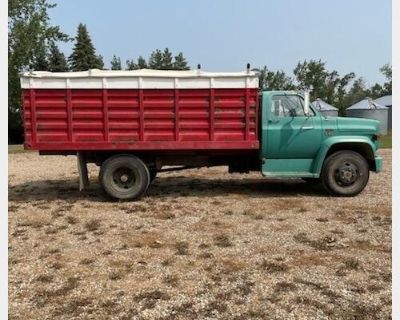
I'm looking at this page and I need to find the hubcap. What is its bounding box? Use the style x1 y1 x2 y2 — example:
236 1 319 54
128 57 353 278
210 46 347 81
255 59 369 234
335 161 359 186
120 174 129 183
112 167 136 190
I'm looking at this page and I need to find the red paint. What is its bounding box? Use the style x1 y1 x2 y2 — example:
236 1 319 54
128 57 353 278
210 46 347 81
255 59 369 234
23 88 259 151
66 89 72 141
102 89 109 142
210 88 215 141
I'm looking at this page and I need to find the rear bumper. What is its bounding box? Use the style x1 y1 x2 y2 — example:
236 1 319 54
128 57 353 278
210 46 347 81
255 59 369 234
374 155 383 173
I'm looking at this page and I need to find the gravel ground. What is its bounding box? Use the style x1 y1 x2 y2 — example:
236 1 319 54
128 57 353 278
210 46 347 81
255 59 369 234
9 149 392 319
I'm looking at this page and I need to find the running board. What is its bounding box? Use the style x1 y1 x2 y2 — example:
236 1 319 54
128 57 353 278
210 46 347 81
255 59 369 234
262 158 319 178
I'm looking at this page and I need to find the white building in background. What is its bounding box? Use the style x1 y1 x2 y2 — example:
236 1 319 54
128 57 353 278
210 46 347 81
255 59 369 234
374 95 392 131
312 98 339 117
346 98 389 135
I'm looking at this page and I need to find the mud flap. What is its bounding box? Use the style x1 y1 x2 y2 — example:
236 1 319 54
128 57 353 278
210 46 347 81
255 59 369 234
77 152 89 191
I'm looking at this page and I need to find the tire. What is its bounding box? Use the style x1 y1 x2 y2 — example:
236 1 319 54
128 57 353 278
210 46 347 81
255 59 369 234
321 150 369 197
99 155 150 200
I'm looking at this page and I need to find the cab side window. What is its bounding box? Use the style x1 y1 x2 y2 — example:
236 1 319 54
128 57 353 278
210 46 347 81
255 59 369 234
271 95 306 118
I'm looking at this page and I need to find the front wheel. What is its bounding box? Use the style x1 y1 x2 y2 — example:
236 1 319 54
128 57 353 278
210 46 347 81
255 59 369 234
99 155 150 200
321 150 369 197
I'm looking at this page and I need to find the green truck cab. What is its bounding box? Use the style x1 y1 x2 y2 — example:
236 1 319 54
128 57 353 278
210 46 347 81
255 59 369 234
260 91 382 196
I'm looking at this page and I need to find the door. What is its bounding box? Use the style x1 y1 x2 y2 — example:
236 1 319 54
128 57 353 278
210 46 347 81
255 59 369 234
263 94 322 159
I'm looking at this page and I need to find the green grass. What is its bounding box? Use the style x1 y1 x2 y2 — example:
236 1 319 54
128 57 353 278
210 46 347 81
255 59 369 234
8 144 32 154
380 134 392 149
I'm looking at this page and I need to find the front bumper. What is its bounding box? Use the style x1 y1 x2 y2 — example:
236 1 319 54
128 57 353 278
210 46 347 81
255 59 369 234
374 155 383 173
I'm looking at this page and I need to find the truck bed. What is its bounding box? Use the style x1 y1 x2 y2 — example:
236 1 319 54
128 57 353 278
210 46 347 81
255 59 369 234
21 69 259 151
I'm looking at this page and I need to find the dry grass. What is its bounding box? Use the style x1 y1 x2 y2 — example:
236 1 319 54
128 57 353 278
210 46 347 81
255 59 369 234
8 149 392 319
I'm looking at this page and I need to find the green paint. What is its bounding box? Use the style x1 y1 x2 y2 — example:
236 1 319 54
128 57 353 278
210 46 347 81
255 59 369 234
260 91 382 177
374 156 383 173
262 159 317 178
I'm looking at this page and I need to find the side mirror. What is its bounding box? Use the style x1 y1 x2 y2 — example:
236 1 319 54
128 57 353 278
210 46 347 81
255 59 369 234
304 90 310 116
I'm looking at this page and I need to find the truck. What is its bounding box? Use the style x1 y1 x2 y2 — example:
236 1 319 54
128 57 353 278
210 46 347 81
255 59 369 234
20 68 383 200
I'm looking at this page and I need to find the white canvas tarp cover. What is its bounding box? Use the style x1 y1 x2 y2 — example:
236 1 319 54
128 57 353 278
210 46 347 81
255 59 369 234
20 69 259 89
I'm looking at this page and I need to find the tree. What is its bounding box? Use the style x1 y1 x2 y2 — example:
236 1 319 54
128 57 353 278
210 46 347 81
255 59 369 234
343 77 370 111
96 54 104 69
31 44 48 70
126 59 136 70
294 59 330 100
148 49 163 69
293 59 355 111
380 64 392 96
335 72 356 113
68 23 103 71
173 52 190 70
257 66 294 91
161 48 173 69
48 43 68 72
137 56 147 69
369 83 384 99
8 0 70 143
110 55 121 70
126 56 147 70
147 48 191 70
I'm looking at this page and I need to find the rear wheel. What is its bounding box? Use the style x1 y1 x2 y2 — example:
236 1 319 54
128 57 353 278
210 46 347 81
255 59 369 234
321 150 369 196
99 155 150 200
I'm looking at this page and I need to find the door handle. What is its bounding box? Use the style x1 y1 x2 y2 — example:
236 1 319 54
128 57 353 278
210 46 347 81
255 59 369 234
301 126 314 130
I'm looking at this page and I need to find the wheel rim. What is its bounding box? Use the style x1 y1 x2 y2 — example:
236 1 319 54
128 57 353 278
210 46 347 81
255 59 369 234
334 161 359 186
111 167 138 190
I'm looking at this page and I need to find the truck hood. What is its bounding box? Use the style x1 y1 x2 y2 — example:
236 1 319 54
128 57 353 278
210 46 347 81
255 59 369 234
336 117 380 135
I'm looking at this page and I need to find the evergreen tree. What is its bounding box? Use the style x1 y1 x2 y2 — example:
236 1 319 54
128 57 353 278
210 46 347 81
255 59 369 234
110 55 121 70
48 43 68 72
148 49 163 69
161 48 173 69
69 23 103 71
137 56 147 69
173 52 190 70
96 54 104 69
31 44 49 70
126 56 147 70
126 59 137 70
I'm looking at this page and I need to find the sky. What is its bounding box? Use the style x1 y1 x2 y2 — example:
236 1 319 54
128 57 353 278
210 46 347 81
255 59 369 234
50 0 391 86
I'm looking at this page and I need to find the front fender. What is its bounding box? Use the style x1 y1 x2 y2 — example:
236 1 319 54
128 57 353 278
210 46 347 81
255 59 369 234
312 136 376 176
